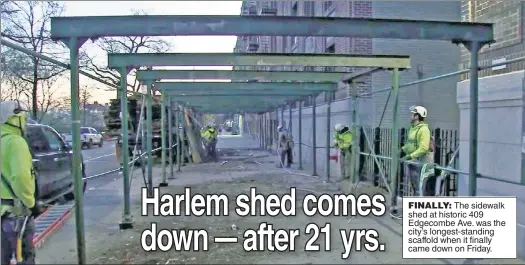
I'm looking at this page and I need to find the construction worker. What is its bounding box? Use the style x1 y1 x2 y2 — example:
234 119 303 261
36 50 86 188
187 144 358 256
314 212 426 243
333 123 353 180
277 125 293 168
201 124 218 162
400 105 434 196
1 100 42 265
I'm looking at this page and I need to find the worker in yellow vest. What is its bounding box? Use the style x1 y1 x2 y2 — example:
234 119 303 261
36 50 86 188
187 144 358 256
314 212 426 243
401 105 434 196
1 100 42 264
333 123 353 180
277 125 294 168
201 124 218 162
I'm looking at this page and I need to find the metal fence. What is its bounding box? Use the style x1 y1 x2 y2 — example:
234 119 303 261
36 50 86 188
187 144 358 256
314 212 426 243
358 127 459 196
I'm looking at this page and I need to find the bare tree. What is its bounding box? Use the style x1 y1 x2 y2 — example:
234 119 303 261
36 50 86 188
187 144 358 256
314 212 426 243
79 86 93 126
80 10 171 93
0 0 18 17
1 1 67 120
35 78 67 122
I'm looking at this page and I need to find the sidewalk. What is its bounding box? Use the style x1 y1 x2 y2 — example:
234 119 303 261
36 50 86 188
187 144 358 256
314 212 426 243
36 149 524 264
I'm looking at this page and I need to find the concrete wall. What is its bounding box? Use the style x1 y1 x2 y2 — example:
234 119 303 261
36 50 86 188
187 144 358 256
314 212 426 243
456 70 525 257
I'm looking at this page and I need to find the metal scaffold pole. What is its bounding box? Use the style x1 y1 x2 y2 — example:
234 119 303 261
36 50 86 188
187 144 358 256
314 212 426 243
389 68 401 214
351 80 359 184
298 100 303 170
68 37 86 265
176 106 182 172
326 92 332 182
160 93 168 186
168 97 175 179
311 96 317 176
119 67 133 229
146 82 154 195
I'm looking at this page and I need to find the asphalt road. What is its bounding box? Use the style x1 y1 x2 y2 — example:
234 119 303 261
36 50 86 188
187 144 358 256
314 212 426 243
37 141 129 262
82 140 120 191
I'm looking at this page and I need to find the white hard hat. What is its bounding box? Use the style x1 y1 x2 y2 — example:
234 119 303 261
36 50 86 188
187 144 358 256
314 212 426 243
409 105 427 118
0 100 27 125
334 123 345 132
277 125 283 130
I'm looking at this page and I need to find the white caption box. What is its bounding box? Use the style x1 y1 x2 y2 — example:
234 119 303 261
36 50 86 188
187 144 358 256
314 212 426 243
402 197 516 259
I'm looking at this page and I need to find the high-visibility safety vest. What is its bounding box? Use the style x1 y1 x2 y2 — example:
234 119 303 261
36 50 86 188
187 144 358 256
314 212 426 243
401 122 433 162
201 128 218 142
334 131 352 149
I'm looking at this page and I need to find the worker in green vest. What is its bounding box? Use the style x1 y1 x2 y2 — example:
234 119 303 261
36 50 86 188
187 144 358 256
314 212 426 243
333 123 353 180
277 124 294 168
1 100 42 264
201 124 218 162
401 105 434 196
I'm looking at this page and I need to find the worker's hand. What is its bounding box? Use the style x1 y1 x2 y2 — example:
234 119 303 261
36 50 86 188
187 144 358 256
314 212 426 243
400 155 411 162
30 201 44 217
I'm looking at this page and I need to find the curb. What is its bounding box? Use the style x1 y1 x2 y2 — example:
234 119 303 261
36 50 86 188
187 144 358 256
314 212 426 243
33 207 73 249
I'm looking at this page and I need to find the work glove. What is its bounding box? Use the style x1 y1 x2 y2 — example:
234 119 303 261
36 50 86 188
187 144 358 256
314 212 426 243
400 155 411 162
30 201 44 217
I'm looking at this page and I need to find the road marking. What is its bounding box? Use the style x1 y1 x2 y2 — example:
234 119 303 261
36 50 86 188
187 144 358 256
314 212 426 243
84 154 113 163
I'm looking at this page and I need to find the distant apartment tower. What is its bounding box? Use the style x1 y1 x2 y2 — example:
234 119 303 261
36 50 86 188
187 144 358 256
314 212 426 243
460 0 525 79
235 1 461 129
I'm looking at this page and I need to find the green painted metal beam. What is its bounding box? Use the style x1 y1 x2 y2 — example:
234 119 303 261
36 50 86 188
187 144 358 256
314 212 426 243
163 88 317 96
170 93 310 97
108 53 410 69
155 81 336 92
136 69 347 82
174 97 292 106
192 104 278 113
50 15 494 43
195 108 273 114
177 98 288 111
172 94 302 103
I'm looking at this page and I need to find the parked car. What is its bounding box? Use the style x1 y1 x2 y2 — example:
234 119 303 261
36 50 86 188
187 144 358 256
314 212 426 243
26 124 87 204
80 127 103 148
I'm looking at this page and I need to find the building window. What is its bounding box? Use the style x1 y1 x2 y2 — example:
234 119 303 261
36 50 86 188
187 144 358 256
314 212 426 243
304 66 315 72
291 2 298 16
291 3 299 47
325 44 335 72
325 44 335 53
324 1 334 12
304 1 314 16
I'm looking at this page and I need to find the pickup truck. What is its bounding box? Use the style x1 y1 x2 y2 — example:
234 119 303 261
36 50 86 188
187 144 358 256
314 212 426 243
80 127 103 148
26 123 87 204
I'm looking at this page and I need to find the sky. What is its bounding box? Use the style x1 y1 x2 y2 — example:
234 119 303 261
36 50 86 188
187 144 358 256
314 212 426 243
59 1 243 104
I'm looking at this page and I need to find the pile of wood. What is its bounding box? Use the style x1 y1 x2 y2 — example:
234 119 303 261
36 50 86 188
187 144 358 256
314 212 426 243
103 95 164 137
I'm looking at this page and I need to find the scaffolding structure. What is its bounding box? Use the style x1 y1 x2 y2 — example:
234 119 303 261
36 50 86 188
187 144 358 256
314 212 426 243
0 14 497 264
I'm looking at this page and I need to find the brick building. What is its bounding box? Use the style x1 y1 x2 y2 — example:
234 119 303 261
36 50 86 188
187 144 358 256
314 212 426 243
460 0 525 79
235 0 462 129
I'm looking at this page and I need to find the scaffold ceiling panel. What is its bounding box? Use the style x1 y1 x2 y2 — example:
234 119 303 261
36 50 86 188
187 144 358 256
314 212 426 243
50 15 494 43
155 81 336 92
108 53 411 69
164 89 317 96
136 69 347 82
177 98 290 112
